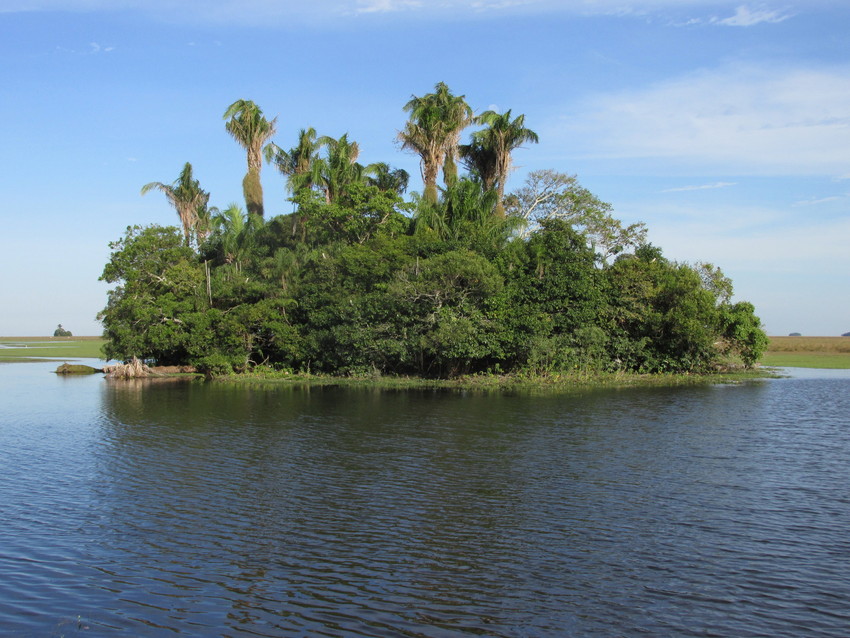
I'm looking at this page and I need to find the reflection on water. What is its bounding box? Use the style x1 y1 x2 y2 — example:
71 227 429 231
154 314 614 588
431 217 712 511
1 362 850 636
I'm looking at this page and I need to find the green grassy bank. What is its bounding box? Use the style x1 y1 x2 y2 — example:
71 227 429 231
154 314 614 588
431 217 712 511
0 337 107 362
762 336 850 369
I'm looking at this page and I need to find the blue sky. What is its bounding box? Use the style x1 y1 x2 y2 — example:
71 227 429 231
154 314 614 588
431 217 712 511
1 0 848 337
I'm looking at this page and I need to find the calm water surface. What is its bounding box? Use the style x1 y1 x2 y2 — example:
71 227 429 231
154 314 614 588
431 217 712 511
1 361 849 636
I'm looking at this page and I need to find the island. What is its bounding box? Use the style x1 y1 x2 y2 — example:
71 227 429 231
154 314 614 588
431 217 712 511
98 84 768 381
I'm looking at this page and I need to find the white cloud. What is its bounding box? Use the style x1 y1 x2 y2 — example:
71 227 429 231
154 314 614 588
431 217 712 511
0 1 825 26
712 5 793 26
661 181 736 192
628 201 850 274
356 0 421 14
88 42 114 53
559 64 850 176
792 195 844 206
637 207 850 335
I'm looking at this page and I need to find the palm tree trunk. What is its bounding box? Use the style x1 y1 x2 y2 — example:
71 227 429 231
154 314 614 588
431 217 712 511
243 170 264 217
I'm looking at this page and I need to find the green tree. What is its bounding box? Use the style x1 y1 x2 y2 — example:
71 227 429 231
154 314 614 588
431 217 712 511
388 249 505 376
264 127 320 195
459 137 498 192
399 82 473 203
296 182 410 245
719 301 769 367
605 247 722 372
207 204 263 273
223 99 278 217
314 133 366 204
366 162 410 196
53 324 72 337
507 169 646 260
464 109 539 218
98 225 207 364
502 219 605 370
140 162 210 247
413 178 514 255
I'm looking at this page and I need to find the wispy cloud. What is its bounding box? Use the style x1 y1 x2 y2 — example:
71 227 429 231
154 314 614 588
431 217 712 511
627 200 850 272
89 42 115 53
54 42 114 55
662 181 736 192
711 5 794 27
792 195 844 206
0 1 819 26
355 0 421 14
558 64 850 176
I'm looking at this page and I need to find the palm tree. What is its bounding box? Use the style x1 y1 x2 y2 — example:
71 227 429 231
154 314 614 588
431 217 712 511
459 139 498 192
210 203 261 273
141 162 210 247
314 133 365 204
467 109 539 217
366 162 410 196
413 178 507 248
398 82 473 204
223 99 277 217
264 127 320 194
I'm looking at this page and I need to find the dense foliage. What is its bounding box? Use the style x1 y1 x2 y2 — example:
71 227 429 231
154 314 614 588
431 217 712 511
53 324 72 337
100 86 768 377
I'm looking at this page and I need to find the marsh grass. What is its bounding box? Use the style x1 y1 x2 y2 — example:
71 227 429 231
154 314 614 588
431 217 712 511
767 336 850 353
218 367 776 394
762 336 850 369
0 337 106 362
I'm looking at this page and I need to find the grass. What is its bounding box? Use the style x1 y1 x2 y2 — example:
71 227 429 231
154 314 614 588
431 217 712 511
761 353 850 369
0 337 107 362
762 336 850 369
217 366 777 394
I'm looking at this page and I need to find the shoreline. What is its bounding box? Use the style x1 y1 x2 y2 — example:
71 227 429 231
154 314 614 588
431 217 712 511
211 367 779 394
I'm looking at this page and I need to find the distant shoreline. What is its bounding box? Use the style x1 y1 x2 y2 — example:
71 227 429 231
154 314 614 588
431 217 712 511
2 336 848 370
761 336 850 369
0 336 103 340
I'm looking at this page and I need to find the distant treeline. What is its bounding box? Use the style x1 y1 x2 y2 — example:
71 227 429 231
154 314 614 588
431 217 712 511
99 84 767 377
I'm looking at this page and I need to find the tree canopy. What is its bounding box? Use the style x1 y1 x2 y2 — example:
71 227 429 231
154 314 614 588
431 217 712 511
107 84 768 377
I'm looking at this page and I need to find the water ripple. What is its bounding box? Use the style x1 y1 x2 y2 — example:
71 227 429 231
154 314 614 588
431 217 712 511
1 370 850 635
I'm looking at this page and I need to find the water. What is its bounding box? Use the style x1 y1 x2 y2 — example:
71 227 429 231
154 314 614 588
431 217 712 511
1 361 849 636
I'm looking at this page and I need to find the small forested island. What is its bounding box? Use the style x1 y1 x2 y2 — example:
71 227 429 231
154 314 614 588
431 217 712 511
53 324 72 337
99 83 768 381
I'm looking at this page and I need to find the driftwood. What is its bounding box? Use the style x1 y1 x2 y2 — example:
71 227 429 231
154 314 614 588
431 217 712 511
101 359 198 379
103 357 154 379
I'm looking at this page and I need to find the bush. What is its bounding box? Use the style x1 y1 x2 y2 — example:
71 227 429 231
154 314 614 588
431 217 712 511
195 353 240 378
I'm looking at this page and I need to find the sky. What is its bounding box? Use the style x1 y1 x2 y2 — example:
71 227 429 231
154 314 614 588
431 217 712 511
1 0 848 337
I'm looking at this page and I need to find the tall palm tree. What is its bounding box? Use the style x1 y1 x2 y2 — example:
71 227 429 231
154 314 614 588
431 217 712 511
264 127 320 194
398 82 473 204
223 99 277 217
264 127 322 240
468 109 539 217
141 162 210 247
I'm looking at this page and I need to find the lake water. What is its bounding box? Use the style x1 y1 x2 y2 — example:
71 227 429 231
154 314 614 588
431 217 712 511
1 361 849 637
